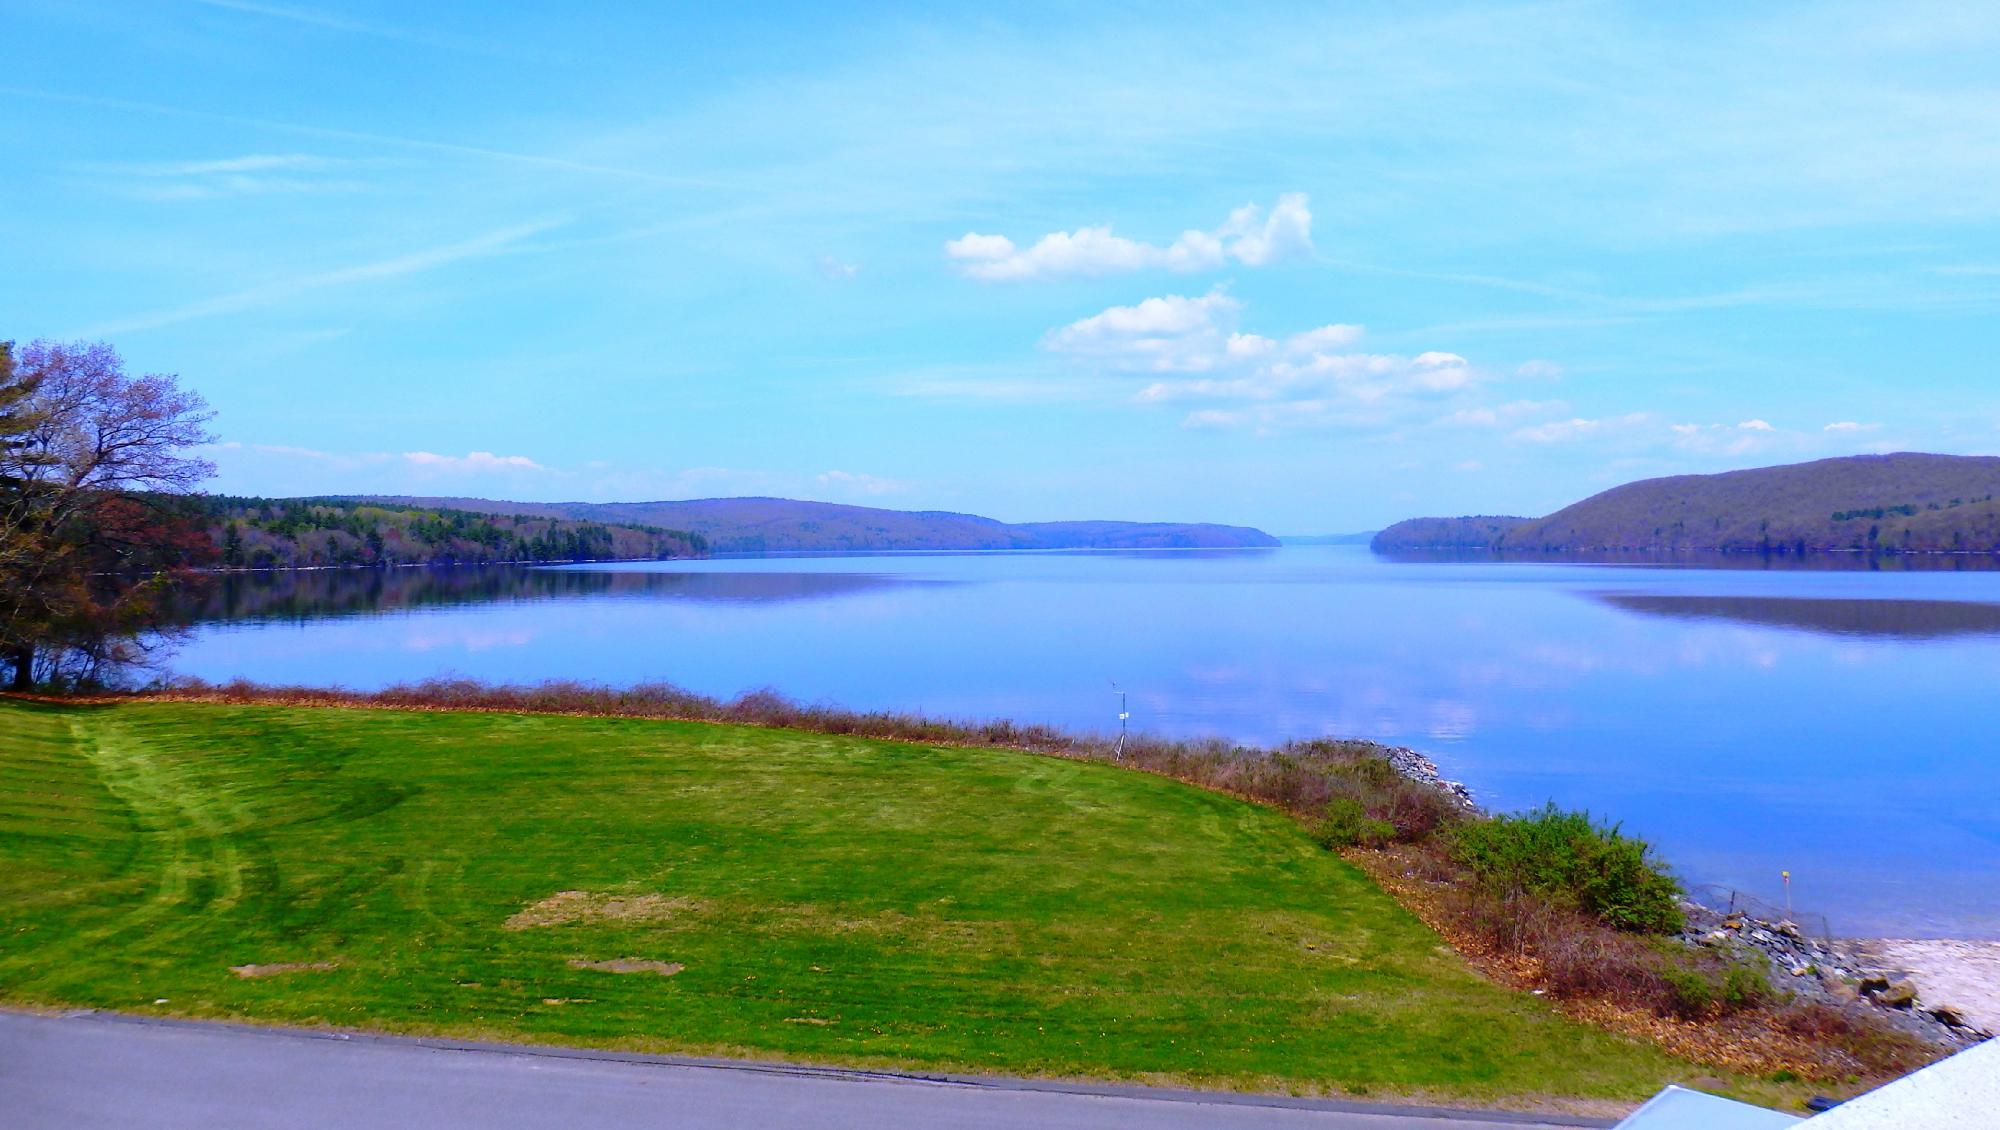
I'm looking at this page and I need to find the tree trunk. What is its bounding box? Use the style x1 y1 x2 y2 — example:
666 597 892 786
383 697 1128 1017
8 644 33 691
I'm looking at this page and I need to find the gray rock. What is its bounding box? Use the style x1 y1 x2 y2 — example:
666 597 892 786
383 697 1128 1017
1869 979 1918 1009
1929 1003 1969 1029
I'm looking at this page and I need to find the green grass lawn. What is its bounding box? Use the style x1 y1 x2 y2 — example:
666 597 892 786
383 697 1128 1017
0 697 1712 1102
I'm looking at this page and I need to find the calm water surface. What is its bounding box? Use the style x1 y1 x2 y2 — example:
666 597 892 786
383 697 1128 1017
169 546 2000 939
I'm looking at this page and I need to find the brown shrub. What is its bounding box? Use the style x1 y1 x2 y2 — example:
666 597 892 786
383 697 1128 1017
1773 1001 1939 1077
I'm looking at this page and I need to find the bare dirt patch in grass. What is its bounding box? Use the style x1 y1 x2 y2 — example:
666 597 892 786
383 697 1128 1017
505 890 706 930
230 962 338 978
567 958 684 976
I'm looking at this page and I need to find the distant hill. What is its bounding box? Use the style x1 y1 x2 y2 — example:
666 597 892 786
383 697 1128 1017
350 495 1280 553
203 496 706 569
1368 517 1531 551
1373 454 2000 555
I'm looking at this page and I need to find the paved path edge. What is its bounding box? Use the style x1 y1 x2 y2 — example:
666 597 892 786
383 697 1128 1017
8 1006 1617 1127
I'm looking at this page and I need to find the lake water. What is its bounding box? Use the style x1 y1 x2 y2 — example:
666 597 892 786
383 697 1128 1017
166 546 2000 940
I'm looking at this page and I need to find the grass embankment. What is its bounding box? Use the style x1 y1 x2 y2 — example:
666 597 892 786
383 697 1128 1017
1 696 1712 1106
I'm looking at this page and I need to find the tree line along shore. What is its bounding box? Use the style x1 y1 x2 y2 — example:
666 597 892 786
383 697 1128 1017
200 496 709 570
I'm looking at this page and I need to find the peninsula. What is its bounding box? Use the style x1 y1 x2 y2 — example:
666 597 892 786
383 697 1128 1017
1374 453 2000 555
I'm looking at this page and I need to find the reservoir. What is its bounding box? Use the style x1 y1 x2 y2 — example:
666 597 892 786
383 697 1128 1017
167 545 2000 940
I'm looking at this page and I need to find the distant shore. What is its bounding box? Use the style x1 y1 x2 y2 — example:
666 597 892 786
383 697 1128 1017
193 555 696 574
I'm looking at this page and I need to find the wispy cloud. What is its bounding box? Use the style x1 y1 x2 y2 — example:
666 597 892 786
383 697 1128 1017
72 152 364 201
1504 414 1861 461
110 153 344 176
403 451 547 473
1440 399 1569 429
187 0 543 59
211 442 550 475
816 469 911 496
1511 414 1658 445
889 363 1107 404
215 443 919 504
945 194 1312 281
1416 270 2000 338
84 218 567 335
816 255 860 280
3 87 734 189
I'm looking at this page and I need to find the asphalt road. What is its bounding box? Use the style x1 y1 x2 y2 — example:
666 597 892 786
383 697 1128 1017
0 1009 1615 1130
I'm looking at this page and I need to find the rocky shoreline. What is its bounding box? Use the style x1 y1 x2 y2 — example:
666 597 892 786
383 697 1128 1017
1377 742 1991 1049
1376 744 1478 810
1680 901 1991 1047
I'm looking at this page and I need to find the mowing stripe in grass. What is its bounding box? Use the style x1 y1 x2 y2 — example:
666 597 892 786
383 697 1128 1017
0 698 1741 1103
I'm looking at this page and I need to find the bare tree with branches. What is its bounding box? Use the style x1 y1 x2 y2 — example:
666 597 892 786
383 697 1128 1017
1 340 215 690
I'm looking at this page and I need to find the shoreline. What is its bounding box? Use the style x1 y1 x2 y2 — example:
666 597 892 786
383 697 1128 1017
1845 940 2000 1037
9 684 1986 1066
1382 746 1992 1049
193 554 703 575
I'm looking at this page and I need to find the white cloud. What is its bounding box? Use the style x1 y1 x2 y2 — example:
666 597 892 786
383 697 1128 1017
945 227 1223 281
816 255 859 280
945 193 1312 281
1287 323 1365 352
1511 414 1656 444
1824 421 1880 432
1045 292 1381 381
1043 289 1243 372
1667 420 1792 457
943 233 1015 261
1441 399 1568 428
1217 192 1313 266
1042 291 1500 430
815 469 911 496
1508 414 1818 458
1181 409 1245 429
1225 332 1276 359
402 451 548 473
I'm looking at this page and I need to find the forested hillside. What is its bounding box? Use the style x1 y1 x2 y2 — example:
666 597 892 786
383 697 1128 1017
1374 454 2000 555
202 497 706 568
1368 516 1531 551
350 495 1280 552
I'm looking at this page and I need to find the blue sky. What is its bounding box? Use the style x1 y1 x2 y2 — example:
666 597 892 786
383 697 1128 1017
5 1 1999 532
